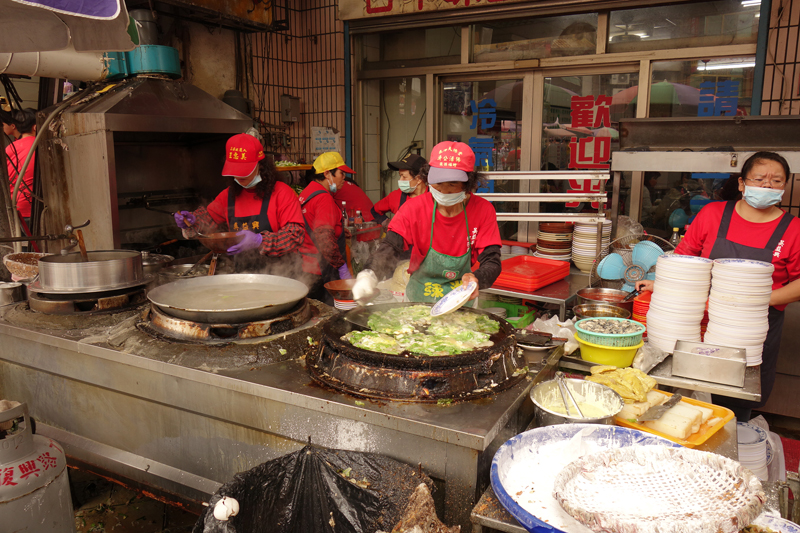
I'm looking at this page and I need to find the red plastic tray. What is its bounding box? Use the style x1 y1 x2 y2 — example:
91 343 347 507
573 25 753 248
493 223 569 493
492 256 570 293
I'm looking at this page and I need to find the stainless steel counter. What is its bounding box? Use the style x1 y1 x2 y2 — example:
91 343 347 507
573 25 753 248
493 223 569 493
558 352 761 401
0 302 542 530
481 271 591 321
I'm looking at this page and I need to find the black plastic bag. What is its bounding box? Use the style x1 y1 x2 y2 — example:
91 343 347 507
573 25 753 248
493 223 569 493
193 444 432 533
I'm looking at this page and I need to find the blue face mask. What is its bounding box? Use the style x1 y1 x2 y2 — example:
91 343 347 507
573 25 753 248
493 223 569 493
430 186 465 206
743 185 784 209
236 174 262 189
327 176 338 194
398 180 416 193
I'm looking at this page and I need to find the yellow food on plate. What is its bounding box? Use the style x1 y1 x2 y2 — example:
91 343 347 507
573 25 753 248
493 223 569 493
586 366 655 403
643 410 695 440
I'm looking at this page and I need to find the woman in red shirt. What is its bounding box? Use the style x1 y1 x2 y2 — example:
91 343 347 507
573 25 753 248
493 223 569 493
175 133 305 274
2 108 37 225
353 142 502 304
637 152 800 420
298 152 354 304
371 153 428 225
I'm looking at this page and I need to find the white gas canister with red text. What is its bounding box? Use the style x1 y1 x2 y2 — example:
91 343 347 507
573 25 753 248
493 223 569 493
0 402 75 532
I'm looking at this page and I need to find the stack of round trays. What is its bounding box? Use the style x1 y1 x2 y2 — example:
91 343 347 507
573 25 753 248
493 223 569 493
632 291 651 338
533 222 573 262
737 422 770 480
704 259 773 366
571 221 611 272
333 298 358 310
645 255 713 353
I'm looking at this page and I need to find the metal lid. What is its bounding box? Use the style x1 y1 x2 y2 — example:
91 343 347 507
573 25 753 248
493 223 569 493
141 252 174 267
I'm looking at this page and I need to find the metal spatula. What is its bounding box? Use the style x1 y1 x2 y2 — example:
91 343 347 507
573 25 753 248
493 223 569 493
637 393 683 422
344 306 372 329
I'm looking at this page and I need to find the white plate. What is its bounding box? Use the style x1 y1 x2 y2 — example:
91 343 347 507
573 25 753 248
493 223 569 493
737 422 768 446
751 514 800 533
430 281 477 317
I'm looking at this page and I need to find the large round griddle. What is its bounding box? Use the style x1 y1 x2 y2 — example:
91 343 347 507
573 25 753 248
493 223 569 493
147 274 309 323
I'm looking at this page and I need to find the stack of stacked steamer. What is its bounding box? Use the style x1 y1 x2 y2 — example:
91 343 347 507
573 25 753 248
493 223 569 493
533 222 573 262
632 291 651 338
704 259 773 366
571 220 611 273
645 255 713 353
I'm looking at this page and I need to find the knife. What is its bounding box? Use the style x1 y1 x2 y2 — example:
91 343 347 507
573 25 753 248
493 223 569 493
637 393 683 422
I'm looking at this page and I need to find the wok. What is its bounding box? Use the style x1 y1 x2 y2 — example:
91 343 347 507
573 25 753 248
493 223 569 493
198 232 244 254
147 273 309 323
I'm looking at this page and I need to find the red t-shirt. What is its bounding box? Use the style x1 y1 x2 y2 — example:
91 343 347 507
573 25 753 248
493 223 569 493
372 188 408 219
298 181 344 275
388 192 502 274
6 136 35 218
675 200 800 311
206 181 304 232
333 181 374 222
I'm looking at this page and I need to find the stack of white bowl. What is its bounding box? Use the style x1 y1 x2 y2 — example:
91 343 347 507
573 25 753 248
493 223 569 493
704 259 773 366
571 220 612 273
645 254 713 353
333 298 358 311
737 422 769 480
534 222 574 262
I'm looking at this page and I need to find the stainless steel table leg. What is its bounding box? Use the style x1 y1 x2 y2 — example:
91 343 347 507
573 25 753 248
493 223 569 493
445 446 482 531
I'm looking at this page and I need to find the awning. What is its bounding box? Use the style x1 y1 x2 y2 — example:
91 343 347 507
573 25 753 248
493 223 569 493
0 0 137 53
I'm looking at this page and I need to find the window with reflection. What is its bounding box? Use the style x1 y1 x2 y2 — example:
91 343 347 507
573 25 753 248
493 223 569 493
608 1 760 53
542 74 638 222
441 79 523 239
360 28 462 70
472 13 597 62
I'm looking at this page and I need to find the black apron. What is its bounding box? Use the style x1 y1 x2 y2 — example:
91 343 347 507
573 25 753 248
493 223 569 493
227 187 300 275
300 189 347 281
709 201 794 413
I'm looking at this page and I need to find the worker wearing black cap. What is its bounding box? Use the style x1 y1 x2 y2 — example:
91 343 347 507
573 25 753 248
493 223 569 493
370 153 428 224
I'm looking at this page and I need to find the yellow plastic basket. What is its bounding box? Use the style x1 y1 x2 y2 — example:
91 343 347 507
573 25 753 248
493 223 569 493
576 335 644 368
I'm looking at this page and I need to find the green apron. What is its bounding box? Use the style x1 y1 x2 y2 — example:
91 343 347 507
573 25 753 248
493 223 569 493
406 201 473 303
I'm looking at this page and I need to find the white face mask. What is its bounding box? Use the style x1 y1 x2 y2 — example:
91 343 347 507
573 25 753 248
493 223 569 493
398 180 416 193
236 174 262 189
430 186 465 206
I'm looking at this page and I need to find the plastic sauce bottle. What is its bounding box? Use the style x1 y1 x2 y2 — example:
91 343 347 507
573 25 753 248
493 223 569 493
669 227 681 247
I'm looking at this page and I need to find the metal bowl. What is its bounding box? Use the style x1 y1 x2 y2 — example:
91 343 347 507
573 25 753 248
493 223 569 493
325 279 357 300
198 232 244 254
530 378 624 426
576 287 633 313
572 303 631 320
141 252 174 275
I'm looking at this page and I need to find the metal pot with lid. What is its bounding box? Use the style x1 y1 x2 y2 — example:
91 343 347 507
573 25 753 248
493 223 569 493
35 250 145 293
140 252 174 275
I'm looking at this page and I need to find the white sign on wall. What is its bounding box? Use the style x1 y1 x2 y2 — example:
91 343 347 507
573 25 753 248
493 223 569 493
339 0 531 21
311 127 340 154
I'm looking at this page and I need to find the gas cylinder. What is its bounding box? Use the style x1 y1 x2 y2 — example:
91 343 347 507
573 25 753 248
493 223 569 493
0 402 75 532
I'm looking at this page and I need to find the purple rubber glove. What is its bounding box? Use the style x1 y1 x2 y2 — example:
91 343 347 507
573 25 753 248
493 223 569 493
174 211 196 229
338 264 352 280
227 230 263 255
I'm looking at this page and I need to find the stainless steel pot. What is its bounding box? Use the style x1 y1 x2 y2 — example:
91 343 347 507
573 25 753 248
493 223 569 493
0 282 25 306
530 378 623 426
141 252 174 275
36 250 144 293
147 273 309 323
576 287 634 314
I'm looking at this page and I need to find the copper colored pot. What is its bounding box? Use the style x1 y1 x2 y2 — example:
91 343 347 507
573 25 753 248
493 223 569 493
198 232 244 254
324 279 357 300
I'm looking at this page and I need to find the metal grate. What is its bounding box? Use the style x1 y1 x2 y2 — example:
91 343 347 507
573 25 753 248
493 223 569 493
762 0 800 116
245 0 346 166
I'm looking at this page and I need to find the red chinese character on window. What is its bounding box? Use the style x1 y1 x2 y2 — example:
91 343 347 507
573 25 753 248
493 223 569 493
568 137 611 170
1 467 17 486
37 452 58 470
570 96 595 127
18 460 41 480
593 95 611 127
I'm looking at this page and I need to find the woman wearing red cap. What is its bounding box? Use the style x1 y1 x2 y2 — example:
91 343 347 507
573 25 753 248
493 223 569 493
353 142 502 304
298 152 354 303
174 133 305 274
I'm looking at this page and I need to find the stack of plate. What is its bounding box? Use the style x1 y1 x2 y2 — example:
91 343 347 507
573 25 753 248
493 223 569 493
737 422 769 480
645 255 713 353
333 298 358 311
704 259 774 366
571 220 611 272
632 291 651 338
534 222 574 262
484 307 508 319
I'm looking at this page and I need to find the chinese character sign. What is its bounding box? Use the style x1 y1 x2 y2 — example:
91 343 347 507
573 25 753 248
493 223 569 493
698 81 740 117
311 127 340 155
566 95 612 207
468 136 494 169
470 99 497 129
